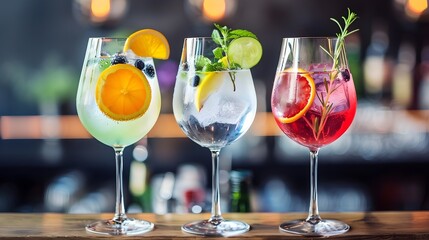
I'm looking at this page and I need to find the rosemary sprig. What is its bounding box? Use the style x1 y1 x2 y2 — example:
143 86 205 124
307 9 358 140
321 8 359 73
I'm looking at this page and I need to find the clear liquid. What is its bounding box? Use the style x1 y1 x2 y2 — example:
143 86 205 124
173 70 257 150
76 57 161 147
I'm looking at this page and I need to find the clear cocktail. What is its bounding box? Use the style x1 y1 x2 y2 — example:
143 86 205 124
173 24 262 236
76 29 169 235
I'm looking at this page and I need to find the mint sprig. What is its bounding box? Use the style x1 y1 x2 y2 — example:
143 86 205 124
194 24 258 91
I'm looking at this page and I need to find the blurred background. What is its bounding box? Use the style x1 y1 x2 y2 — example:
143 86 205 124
1 0 429 214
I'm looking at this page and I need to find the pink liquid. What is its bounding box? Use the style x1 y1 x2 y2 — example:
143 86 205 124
272 70 357 150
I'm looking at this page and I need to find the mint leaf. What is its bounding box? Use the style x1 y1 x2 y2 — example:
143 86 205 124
215 24 230 38
229 29 257 40
202 62 223 72
195 55 211 70
209 24 258 91
211 29 222 45
213 47 224 59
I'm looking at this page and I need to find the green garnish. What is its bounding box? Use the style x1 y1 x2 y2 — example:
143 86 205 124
211 23 257 70
306 8 358 140
195 24 261 91
321 8 359 75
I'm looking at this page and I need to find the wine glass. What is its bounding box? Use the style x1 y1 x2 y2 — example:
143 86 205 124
271 37 357 236
172 37 257 236
76 37 161 235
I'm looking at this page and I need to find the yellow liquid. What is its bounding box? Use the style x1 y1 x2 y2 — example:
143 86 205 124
76 58 161 147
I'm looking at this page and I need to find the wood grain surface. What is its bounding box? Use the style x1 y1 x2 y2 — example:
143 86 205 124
0 212 428 239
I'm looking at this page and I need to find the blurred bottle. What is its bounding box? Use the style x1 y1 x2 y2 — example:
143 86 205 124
363 24 389 100
44 171 85 212
260 178 294 212
392 42 415 108
129 144 152 212
418 45 429 109
151 172 177 214
68 185 114 213
230 170 252 212
184 188 205 213
129 160 152 212
173 164 206 213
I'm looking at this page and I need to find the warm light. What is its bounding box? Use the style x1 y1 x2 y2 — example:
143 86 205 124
203 0 226 21
0 113 281 139
91 0 110 20
406 0 428 18
74 0 127 26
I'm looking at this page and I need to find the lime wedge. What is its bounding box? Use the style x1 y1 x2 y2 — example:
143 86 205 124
194 72 225 111
227 37 262 69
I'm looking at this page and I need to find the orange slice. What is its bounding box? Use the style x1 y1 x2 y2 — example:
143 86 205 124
277 69 316 123
96 64 152 121
123 29 170 59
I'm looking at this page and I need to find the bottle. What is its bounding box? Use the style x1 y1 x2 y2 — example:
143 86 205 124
363 25 389 99
230 170 252 212
392 42 415 108
129 160 152 212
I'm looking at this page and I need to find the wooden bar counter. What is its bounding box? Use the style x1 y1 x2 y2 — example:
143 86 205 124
0 212 428 239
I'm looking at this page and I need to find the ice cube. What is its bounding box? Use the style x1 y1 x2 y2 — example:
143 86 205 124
308 63 332 72
217 95 249 124
310 73 330 111
312 71 330 85
197 93 250 127
329 81 349 113
311 78 349 113
196 93 221 127
124 49 139 60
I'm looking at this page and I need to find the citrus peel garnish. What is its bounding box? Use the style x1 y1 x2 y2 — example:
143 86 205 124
227 37 262 69
96 64 152 121
123 29 170 59
277 68 316 123
194 72 224 111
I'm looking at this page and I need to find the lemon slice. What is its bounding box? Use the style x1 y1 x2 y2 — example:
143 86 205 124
123 29 170 59
96 64 152 121
277 68 316 123
218 56 229 68
194 72 225 111
227 37 262 69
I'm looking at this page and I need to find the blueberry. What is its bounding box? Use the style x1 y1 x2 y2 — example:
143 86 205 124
182 62 189 71
111 55 128 65
192 75 200 87
144 64 155 78
135 59 145 70
341 69 350 82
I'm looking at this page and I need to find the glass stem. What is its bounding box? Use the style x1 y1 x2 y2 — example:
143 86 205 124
208 149 223 225
113 147 127 223
306 149 322 224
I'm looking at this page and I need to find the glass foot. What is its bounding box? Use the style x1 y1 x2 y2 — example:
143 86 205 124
279 219 350 237
86 218 154 236
182 219 250 236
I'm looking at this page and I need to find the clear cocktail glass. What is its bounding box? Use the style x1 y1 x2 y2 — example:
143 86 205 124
271 37 357 236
